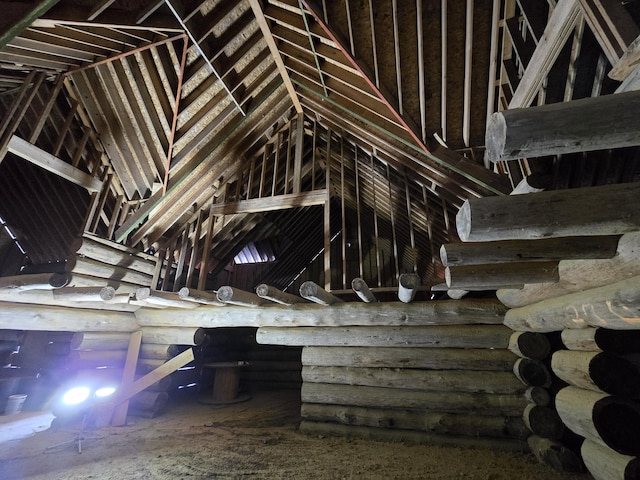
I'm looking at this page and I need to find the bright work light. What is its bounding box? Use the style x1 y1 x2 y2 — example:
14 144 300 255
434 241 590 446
62 386 91 406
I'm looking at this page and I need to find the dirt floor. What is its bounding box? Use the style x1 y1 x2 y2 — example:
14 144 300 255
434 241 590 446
0 389 590 480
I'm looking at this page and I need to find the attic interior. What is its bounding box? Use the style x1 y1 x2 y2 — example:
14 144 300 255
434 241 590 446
1 0 640 478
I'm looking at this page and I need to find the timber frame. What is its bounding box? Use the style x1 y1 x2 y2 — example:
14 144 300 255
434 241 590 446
0 0 638 295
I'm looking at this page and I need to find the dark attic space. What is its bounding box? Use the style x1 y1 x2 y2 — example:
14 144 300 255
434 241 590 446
1 0 640 479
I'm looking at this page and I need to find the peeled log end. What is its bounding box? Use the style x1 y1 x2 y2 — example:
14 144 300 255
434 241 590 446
485 112 508 163
455 201 472 242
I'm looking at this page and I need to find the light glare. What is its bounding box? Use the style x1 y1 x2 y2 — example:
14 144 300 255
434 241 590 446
95 387 116 398
62 386 91 405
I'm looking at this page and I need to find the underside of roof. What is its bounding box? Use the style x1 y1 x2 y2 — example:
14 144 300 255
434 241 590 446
0 0 639 294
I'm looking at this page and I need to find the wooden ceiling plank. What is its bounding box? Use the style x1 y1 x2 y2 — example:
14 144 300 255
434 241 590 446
462 0 473 148
250 0 303 114
9 37 96 62
509 0 581 108
88 0 116 21
7 135 102 193
0 0 60 50
0 50 75 72
22 27 111 58
300 0 429 156
136 1 167 25
40 25 130 53
209 190 327 216
416 0 426 144
440 0 447 143
367 0 380 88
391 0 403 116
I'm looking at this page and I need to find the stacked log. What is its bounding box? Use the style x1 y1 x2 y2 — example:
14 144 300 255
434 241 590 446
66 233 158 294
448 184 640 476
256 300 530 451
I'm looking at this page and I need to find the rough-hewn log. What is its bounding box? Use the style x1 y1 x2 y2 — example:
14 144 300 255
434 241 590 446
398 273 420 303
527 435 584 473
551 350 640 397
0 302 137 331
135 299 507 328
140 327 206 346
581 438 640 480
258 325 512 349
445 262 558 289
136 288 199 309
498 231 640 308
504 275 640 332
0 272 70 291
486 90 640 162
71 332 132 351
0 288 139 312
351 278 377 303
52 287 113 302
561 327 640 353
556 386 640 455
440 236 619 267
301 366 525 394
76 236 156 276
508 332 551 360
130 390 168 412
71 256 153 286
513 358 552 387
300 403 528 439
67 273 139 293
523 404 565 440
299 281 344 305
256 284 305 305
302 382 528 416
299 421 528 451
456 183 640 242
216 286 264 307
177 287 225 306
301 346 517 371
139 343 185 360
67 349 127 369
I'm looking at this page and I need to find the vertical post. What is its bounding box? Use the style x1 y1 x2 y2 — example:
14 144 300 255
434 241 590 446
324 129 332 290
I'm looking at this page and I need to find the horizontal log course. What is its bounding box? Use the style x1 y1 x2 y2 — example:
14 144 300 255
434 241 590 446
52 287 115 302
299 421 528 452
0 272 70 291
561 327 640 353
551 350 640 397
456 183 640 242
67 273 140 294
504 274 640 332
508 332 551 360
130 390 168 412
258 325 512 349
527 435 584 473
135 299 508 328
300 403 529 439
440 236 620 267
556 386 640 455
301 346 518 371
301 382 528 416
139 343 188 360
445 262 559 289
581 438 640 480
243 360 301 371
76 236 156 276
0 288 139 313
67 349 128 369
140 327 207 346
485 90 640 162
242 370 301 383
0 302 137 332
523 404 565 440
70 256 153 287
498 231 640 308
301 366 526 394
71 332 132 351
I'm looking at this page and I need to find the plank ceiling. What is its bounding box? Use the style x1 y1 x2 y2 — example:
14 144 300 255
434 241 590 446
0 0 638 294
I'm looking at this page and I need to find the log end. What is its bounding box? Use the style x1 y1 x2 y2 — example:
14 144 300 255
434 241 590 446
216 286 233 303
485 111 507 163
178 287 190 299
455 201 472 242
136 287 151 301
100 286 116 301
49 272 71 288
255 284 269 297
299 281 319 298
